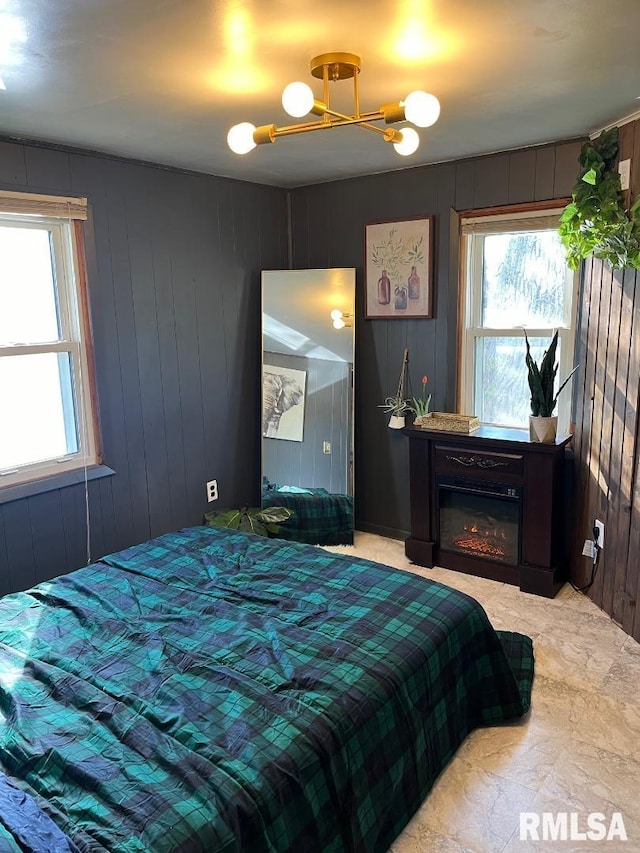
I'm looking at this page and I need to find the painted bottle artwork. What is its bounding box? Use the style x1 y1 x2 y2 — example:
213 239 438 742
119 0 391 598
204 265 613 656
377 269 391 305
394 286 408 310
408 265 420 299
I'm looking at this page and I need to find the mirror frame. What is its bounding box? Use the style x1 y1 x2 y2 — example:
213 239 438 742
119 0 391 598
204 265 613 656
261 268 356 542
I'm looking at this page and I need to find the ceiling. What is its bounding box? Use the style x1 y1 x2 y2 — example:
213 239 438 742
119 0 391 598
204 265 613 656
0 0 638 188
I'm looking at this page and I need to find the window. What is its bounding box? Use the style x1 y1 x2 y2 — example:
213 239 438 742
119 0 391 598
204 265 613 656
459 205 578 431
0 191 100 489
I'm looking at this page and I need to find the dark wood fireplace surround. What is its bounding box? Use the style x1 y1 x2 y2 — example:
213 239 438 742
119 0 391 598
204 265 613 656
404 425 572 598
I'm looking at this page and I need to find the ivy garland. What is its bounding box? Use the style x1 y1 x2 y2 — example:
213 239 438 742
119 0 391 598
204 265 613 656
558 127 640 270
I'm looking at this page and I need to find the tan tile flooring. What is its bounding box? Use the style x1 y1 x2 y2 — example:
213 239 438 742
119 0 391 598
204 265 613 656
323 533 640 852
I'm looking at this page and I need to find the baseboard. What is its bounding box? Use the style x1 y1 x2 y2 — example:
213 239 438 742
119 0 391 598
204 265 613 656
355 521 410 541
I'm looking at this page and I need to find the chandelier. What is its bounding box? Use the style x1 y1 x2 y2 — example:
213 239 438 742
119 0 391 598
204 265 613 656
227 52 440 158
330 309 352 329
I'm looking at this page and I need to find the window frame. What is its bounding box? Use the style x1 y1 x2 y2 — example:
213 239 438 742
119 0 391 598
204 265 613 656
0 197 102 490
458 202 580 432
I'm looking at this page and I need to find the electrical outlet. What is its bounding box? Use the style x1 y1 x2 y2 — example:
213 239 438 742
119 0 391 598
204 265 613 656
206 479 218 502
323 441 331 454
594 519 605 548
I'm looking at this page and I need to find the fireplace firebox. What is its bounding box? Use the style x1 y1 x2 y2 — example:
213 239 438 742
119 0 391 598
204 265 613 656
437 475 521 565
404 425 572 597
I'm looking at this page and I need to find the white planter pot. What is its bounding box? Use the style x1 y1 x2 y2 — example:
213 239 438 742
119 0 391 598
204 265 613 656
388 414 406 429
529 415 558 443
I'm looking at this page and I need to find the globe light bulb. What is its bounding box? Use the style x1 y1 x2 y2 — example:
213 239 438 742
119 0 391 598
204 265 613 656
403 90 440 128
282 82 315 118
227 122 257 155
330 309 343 321
393 127 420 156
333 317 346 330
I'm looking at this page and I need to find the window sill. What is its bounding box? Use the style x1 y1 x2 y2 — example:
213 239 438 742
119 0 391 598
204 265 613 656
0 464 116 506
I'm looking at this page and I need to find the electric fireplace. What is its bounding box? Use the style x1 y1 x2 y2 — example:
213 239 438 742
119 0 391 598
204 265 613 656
404 425 572 597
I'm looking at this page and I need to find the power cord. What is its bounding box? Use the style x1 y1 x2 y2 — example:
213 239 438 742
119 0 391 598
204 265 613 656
570 523 601 592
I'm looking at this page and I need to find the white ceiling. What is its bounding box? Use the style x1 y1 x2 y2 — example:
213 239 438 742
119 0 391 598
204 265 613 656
0 0 638 188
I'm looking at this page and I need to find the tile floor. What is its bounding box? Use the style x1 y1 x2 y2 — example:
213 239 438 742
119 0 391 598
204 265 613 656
324 533 639 853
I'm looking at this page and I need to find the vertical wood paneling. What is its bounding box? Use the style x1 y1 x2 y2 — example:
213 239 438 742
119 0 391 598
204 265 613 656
622 270 640 636
473 153 510 209
0 509 10 597
291 139 576 538
126 176 170 539
534 147 556 200
593 262 617 612
24 146 72 190
570 259 594 587
508 149 536 203
28 492 67 583
435 164 455 410
571 120 640 642
2 132 606 613
454 161 476 210
59 482 89 571
1 501 37 591
553 141 583 198
568 116 640 641
609 266 637 628
0 141 27 184
0 140 288 591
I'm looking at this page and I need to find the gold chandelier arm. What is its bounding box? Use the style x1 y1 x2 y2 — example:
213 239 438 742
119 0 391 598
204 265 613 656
255 115 403 145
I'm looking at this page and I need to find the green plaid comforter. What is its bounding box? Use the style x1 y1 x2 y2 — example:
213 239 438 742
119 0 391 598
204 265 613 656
0 527 533 852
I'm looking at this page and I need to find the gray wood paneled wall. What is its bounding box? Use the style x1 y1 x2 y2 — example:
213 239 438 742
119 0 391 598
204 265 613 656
289 139 584 538
5 128 640 643
0 140 288 593
571 118 640 643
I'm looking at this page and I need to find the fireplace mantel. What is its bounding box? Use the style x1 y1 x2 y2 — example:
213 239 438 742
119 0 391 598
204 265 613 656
404 425 573 598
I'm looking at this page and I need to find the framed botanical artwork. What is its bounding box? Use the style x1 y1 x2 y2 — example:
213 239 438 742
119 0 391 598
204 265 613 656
262 364 306 442
364 216 434 319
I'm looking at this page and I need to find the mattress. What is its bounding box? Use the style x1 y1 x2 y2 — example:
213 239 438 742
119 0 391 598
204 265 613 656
0 526 533 852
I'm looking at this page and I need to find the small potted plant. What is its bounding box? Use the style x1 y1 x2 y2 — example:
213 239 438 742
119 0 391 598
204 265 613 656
525 330 578 442
379 348 410 428
379 394 411 429
407 374 432 426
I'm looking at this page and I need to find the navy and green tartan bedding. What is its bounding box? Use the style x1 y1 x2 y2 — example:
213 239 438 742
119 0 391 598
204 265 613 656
262 485 354 545
0 526 533 852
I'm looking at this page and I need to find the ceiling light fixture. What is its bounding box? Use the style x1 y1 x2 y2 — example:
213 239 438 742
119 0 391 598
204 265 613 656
227 52 440 158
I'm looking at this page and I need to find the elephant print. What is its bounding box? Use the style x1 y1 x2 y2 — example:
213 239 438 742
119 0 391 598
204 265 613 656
262 368 306 440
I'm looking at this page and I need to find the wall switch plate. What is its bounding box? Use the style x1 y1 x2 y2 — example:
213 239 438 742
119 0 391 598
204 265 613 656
619 158 631 191
323 441 331 454
206 479 218 502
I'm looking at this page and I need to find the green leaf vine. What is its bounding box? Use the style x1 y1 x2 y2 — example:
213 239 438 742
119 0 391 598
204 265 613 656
558 127 640 270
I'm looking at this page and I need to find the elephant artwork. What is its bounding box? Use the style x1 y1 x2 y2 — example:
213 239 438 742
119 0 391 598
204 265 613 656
262 365 307 441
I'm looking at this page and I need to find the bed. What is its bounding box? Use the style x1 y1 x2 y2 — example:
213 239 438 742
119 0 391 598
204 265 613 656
0 526 533 852
261 480 354 545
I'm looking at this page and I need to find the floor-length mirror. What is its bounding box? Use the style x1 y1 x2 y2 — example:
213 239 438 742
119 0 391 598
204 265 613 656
262 268 355 545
